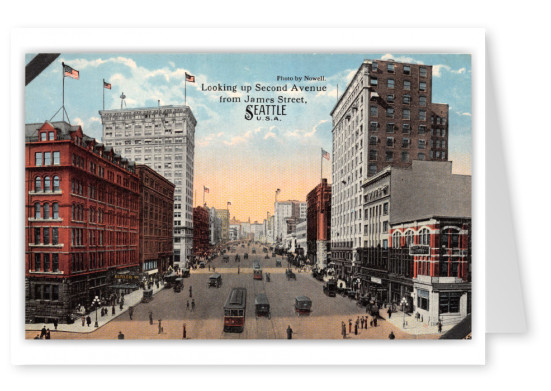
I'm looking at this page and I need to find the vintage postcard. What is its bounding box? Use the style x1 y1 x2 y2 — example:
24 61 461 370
24 52 472 342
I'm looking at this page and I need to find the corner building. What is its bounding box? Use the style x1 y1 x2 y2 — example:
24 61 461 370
100 105 196 268
330 59 449 281
25 121 140 323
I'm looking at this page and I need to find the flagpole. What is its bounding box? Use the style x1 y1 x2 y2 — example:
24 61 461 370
185 79 187 105
321 148 323 183
103 79 105 111
62 62 65 122
203 187 205 206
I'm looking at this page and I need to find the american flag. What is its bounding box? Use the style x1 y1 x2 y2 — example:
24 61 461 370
204 186 209 194
227 201 231 206
322 148 330 160
103 81 112 89
63 64 79 79
185 73 195 82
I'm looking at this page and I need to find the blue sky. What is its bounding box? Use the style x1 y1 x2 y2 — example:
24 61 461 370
25 53 471 221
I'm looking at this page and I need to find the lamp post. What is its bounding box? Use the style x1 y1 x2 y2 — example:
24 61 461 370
400 297 408 329
92 295 101 327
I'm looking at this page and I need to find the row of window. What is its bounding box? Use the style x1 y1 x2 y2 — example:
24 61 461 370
35 151 60 166
32 252 59 272
33 203 59 219
33 227 59 245
33 176 60 193
391 228 461 248
370 122 446 136
370 106 428 121
370 78 427 92
372 62 428 78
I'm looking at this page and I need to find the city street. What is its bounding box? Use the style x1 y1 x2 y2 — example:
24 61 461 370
26 243 441 340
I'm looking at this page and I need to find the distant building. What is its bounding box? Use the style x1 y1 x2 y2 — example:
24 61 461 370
136 164 174 278
274 200 306 243
192 206 210 258
25 121 140 323
306 179 332 269
215 209 230 241
208 207 222 246
296 220 307 256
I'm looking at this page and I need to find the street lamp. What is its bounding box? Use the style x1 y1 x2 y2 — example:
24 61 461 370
92 295 101 327
400 297 408 329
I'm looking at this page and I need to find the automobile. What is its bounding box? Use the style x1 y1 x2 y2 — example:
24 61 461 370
262 248 268 253
199 262 206 269
141 288 153 303
294 296 312 315
222 255 229 263
207 273 222 288
286 269 296 280
244 253 249 259
323 280 337 297
264 254 270 259
173 278 184 292
181 268 190 278
255 293 271 319
252 249 256 254
272 252 276 258
275 259 282 267
347 290 357 299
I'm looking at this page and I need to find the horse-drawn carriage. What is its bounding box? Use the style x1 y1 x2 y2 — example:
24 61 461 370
286 269 296 280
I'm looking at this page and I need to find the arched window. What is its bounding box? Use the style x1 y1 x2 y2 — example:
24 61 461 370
43 203 50 219
34 203 41 219
419 228 430 245
52 203 59 219
53 176 60 191
405 230 414 248
392 231 402 248
44 176 51 192
34 177 42 192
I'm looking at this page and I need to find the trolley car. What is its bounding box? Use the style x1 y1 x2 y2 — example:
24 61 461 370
223 287 247 333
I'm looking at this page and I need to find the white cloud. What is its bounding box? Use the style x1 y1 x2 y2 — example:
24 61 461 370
433 65 467 77
456 111 472 117
381 54 424 65
452 67 466 74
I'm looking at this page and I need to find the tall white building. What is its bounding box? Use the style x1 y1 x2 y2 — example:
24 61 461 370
99 105 196 267
273 200 305 243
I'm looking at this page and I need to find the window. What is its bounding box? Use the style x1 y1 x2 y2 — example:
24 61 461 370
387 79 395 88
401 138 409 148
419 82 427 91
372 62 378 71
386 107 394 118
403 65 411 75
369 136 378 145
52 228 58 245
53 176 60 191
41 133 47 141
387 94 394 103
387 63 395 73
439 292 461 314
401 151 410 162
418 125 427 134
43 203 50 219
420 67 427 77
34 253 41 270
34 177 41 192
44 176 51 191
419 228 430 245
53 151 60 165
418 139 426 149
44 152 52 166
34 227 41 244
417 289 429 310
402 123 410 133
386 137 394 147
403 80 411 90
370 121 378 131
34 203 41 219
402 94 411 104
368 164 377 175
386 123 394 133
392 231 402 248
44 285 51 300
419 110 427 121
370 106 378 117
370 77 378 86
35 152 42 166
385 151 393 161
52 285 59 300
43 228 49 244
419 96 427 106
369 150 377 160
418 153 426 160
402 109 411 120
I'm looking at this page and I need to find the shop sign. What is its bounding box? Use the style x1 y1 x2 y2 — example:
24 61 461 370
371 277 382 284
409 244 430 256
114 274 140 280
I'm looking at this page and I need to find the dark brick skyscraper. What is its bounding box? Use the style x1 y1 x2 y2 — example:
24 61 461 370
307 179 332 269
193 206 210 258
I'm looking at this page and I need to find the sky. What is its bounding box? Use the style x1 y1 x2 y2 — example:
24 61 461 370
25 53 472 223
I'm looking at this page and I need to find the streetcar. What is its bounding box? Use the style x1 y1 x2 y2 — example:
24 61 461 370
295 296 312 315
252 260 262 280
223 287 247 333
255 293 271 319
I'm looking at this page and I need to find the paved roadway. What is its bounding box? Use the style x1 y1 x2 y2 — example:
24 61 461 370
26 243 439 340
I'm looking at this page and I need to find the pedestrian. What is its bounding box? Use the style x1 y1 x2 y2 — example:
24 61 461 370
86 315 91 327
341 321 346 339
354 322 358 335
370 318 373 327
81 316 85 327
34 334 40 339
53 318 58 330
158 319 162 334
40 325 47 339
388 331 395 340
45 329 51 339
387 307 392 319
348 319 352 333
238 266 240 274
189 286 193 298
149 311 153 325
129 306 134 320
118 331 125 339
112 305 116 315
208 264 211 271
191 299 195 311
119 301 123 310
373 316 378 327
286 325 293 339
182 323 187 339
437 320 443 333
186 300 190 311
213 266 216 272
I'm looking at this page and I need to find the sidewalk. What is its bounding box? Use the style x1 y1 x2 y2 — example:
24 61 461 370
379 309 453 336
25 282 165 334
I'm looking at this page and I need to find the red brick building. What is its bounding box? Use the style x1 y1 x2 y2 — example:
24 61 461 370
135 165 174 278
306 179 332 268
192 206 210 258
25 121 140 323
